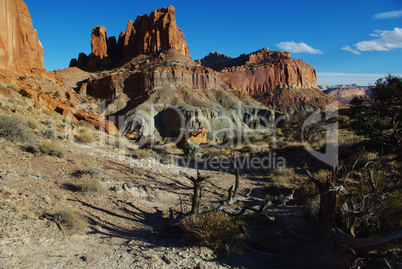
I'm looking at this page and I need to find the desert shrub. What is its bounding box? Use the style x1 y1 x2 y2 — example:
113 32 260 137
0 114 32 143
51 210 87 235
41 119 53 126
180 211 240 248
73 174 104 193
131 149 153 159
75 127 95 144
38 139 66 157
78 120 95 130
26 118 39 129
202 146 232 159
43 128 56 139
183 141 201 157
50 111 65 125
75 167 102 178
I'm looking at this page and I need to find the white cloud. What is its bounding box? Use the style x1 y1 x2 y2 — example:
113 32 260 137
342 27 402 54
373 10 402 20
276 41 323 54
341 45 360 55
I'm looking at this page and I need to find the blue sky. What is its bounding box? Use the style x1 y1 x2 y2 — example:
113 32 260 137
25 0 402 85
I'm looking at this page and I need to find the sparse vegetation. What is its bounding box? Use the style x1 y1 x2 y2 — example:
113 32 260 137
132 148 153 159
181 211 240 248
183 141 200 157
38 139 66 157
43 128 56 139
0 114 32 143
26 118 39 129
48 210 87 235
75 127 95 144
73 174 104 193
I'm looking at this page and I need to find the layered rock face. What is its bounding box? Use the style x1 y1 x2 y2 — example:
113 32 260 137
0 0 45 73
200 48 339 113
71 5 190 71
321 85 370 105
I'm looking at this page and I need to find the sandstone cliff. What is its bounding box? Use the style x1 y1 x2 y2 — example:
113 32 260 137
200 48 340 113
73 49 277 141
0 0 44 73
71 5 190 71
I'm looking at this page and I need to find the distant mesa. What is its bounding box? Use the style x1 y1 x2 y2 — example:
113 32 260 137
70 5 190 71
0 0 45 73
319 85 371 105
199 48 340 113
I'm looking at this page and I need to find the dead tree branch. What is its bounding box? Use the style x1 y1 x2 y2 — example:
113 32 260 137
180 170 210 216
305 148 402 253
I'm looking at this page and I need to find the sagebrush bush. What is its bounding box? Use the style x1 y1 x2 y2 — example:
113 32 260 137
131 149 153 159
183 141 200 157
180 211 240 248
74 174 104 193
43 128 56 139
26 118 39 129
75 167 102 178
75 127 95 144
0 114 32 143
38 139 66 157
53 210 87 235
41 119 52 126
78 120 95 130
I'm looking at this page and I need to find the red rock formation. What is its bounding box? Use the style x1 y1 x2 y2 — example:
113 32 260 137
0 0 45 73
323 86 369 105
200 48 339 112
71 5 190 71
88 26 110 71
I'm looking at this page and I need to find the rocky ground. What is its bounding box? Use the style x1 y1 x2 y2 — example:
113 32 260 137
0 123 359 269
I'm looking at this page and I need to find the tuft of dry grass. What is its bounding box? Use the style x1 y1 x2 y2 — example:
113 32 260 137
202 146 232 159
52 210 87 235
73 174 104 193
131 149 153 159
180 211 241 248
43 128 56 139
75 127 95 144
38 139 66 157
0 114 32 143
26 118 39 129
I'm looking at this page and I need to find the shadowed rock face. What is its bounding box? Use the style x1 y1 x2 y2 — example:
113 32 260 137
71 5 190 71
0 0 45 73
